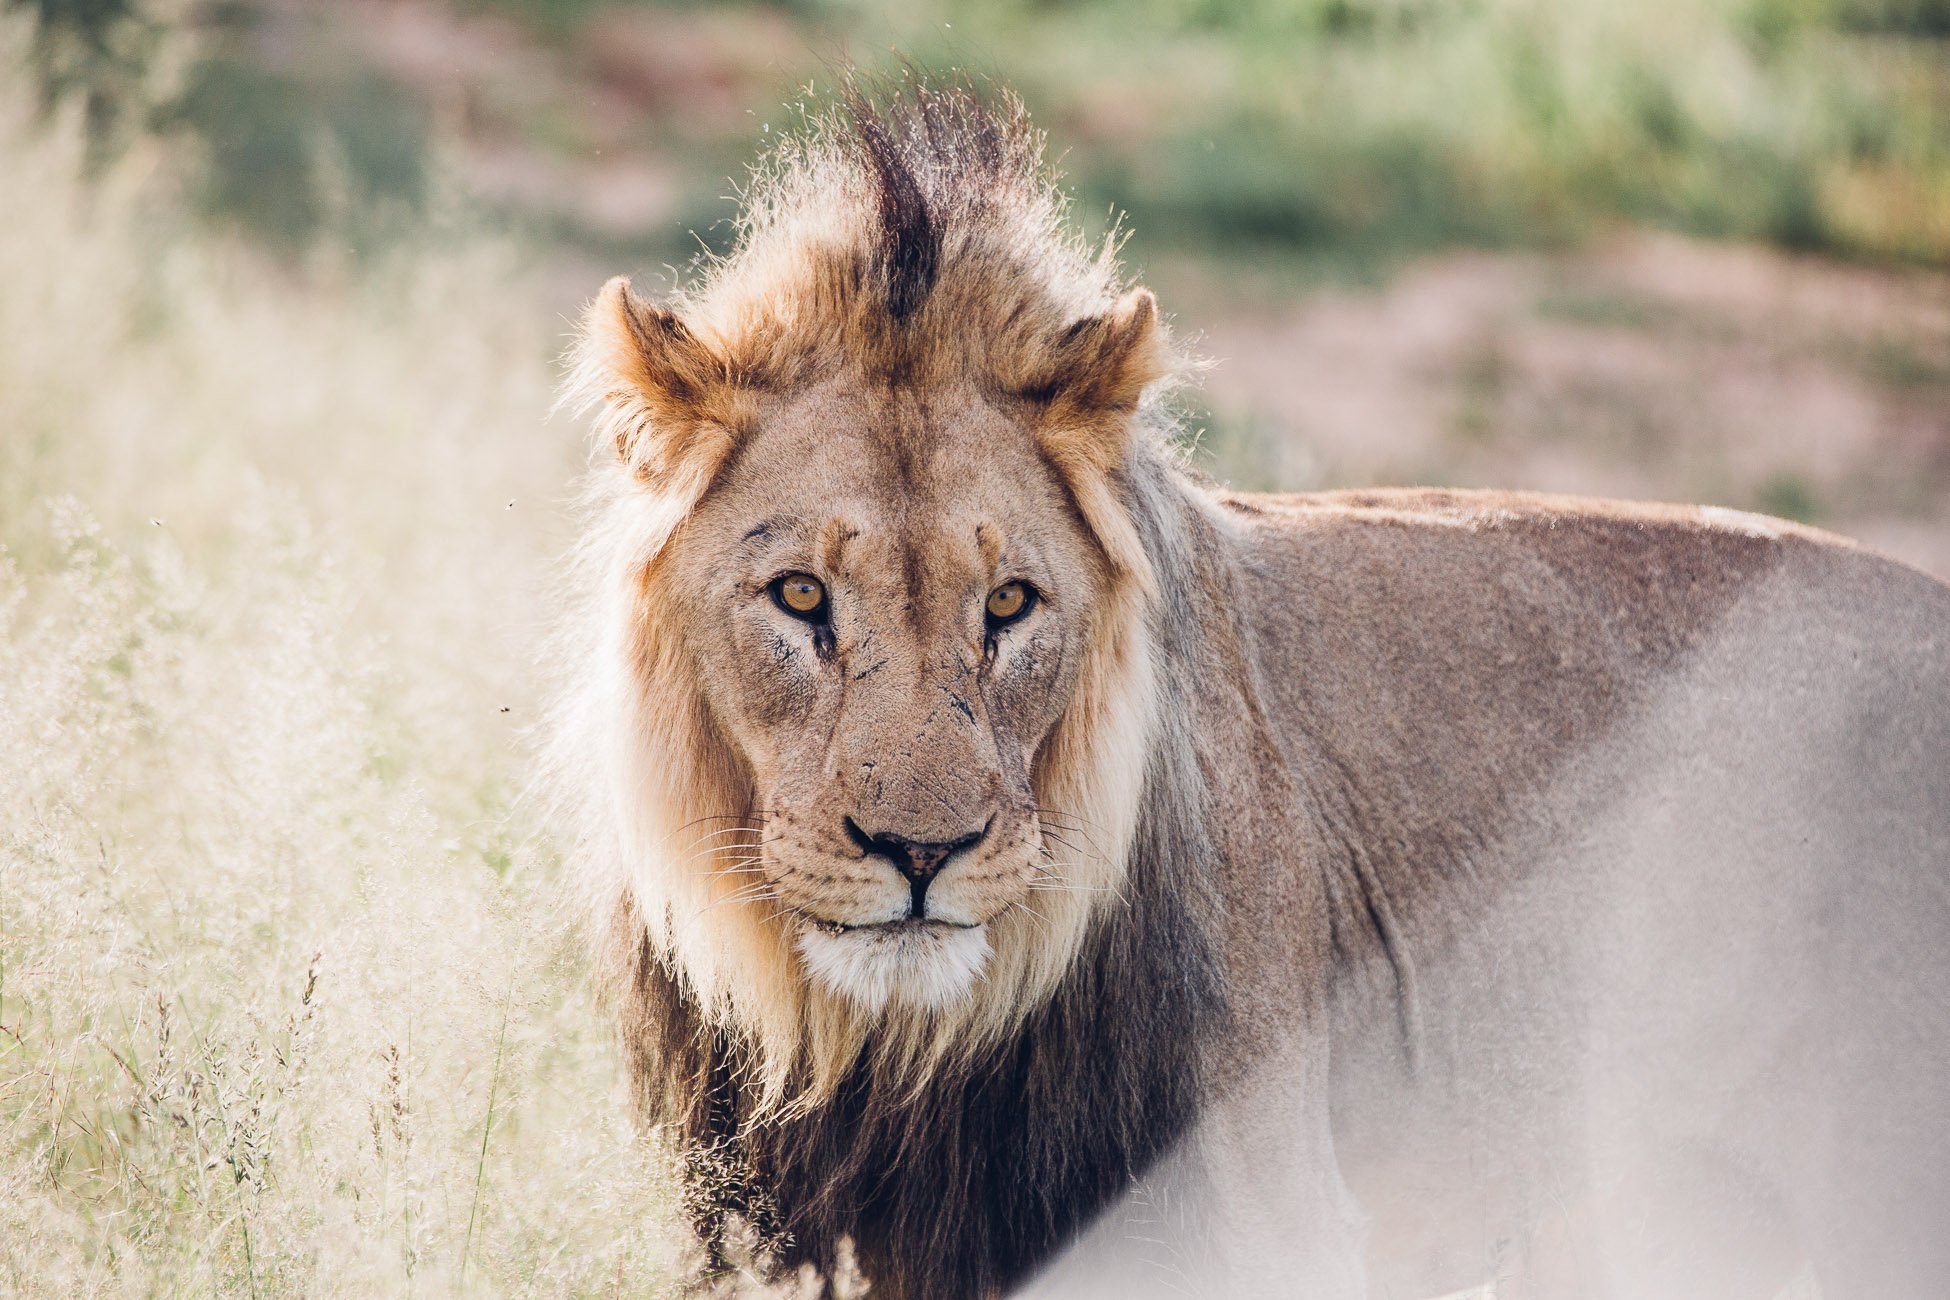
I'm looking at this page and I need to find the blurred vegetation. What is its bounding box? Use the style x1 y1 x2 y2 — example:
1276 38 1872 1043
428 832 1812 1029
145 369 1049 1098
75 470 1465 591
12 0 1950 269
945 0 1950 268
13 0 156 161
11 0 431 249
154 49 429 248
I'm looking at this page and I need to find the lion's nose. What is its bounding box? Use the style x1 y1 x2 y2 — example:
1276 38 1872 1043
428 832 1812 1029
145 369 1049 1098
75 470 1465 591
843 817 989 915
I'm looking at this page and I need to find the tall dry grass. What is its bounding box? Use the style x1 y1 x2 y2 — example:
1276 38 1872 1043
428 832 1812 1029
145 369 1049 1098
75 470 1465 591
0 16 680 1293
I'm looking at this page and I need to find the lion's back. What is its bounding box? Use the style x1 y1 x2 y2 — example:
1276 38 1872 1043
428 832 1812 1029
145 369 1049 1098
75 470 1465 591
1215 485 1947 859
1211 483 1950 1296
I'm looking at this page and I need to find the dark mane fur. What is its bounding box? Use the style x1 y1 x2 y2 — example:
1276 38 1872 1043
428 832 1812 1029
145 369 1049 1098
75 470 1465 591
644 76 1151 403
842 78 1029 324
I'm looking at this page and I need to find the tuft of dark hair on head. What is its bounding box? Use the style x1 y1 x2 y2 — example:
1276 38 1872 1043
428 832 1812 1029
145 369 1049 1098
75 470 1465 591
849 97 938 322
841 73 1027 324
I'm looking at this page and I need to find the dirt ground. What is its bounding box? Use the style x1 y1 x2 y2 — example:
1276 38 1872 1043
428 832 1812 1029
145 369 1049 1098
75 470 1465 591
1175 235 1950 582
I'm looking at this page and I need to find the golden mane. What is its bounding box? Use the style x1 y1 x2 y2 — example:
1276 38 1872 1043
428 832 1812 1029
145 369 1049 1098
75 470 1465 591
553 80 1180 1107
624 84 1157 404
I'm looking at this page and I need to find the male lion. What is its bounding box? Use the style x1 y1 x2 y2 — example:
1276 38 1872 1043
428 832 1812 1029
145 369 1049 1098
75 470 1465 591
554 84 1950 1299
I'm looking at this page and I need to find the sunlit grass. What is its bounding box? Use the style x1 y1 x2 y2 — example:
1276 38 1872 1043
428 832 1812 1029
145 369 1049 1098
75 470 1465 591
0 21 679 1291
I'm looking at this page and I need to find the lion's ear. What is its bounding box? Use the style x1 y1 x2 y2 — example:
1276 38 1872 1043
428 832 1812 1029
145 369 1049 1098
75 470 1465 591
1017 289 1168 595
1019 289 1169 454
577 276 743 490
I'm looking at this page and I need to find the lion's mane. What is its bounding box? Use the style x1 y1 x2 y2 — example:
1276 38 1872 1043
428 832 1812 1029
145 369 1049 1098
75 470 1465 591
550 82 1228 1292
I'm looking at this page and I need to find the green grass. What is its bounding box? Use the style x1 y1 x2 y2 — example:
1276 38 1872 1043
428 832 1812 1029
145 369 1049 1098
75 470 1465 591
17 0 1950 271
938 0 1950 267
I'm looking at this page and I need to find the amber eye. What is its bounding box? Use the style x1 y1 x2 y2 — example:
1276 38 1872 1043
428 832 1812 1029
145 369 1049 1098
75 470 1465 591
985 581 1033 625
772 573 828 620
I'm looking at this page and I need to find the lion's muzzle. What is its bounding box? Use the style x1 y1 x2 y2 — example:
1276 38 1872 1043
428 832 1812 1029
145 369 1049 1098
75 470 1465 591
843 815 992 919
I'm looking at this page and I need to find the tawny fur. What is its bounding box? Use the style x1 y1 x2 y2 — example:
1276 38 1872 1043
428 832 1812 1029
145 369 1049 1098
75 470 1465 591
551 79 1950 1300
557 86 1168 1116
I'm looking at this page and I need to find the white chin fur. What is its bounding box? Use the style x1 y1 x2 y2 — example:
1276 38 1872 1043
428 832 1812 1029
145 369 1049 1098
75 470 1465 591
795 922 992 1014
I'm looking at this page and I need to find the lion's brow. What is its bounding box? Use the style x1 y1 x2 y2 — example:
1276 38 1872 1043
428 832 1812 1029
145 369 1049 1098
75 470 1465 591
975 521 1002 573
819 518 862 575
738 516 812 559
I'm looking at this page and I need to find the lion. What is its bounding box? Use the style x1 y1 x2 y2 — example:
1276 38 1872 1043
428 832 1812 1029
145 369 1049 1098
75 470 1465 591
552 82 1950 1299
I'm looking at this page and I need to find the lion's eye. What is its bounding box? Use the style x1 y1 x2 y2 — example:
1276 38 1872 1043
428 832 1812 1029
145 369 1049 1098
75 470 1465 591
985 581 1034 625
772 573 828 621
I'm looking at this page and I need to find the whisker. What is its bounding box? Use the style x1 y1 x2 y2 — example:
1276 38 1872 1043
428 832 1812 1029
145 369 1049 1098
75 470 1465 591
679 823 767 844
669 835 780 871
1031 808 1092 828
1031 806 1107 834
1005 898 1051 927
673 814 749 834
692 885 782 919
1027 859 1120 896
693 895 780 920
673 812 773 837
1034 810 1111 860
667 842 765 871
1038 829 1085 855
673 824 770 856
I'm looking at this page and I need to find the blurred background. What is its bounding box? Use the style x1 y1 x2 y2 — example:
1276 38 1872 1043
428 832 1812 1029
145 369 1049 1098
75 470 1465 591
1 0 1945 1293
15 0 1950 569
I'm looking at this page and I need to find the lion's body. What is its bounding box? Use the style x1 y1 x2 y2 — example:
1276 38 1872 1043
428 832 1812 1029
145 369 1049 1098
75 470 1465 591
1032 485 1950 1298
558 84 1950 1299
1261 491 1948 1295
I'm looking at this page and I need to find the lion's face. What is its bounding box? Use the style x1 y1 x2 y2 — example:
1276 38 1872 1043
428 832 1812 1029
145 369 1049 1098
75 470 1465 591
655 375 1112 1012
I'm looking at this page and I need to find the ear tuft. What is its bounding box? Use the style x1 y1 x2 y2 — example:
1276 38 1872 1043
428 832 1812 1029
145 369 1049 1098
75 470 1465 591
578 276 741 487
1021 288 1170 427
1018 288 1168 596
1086 287 1169 411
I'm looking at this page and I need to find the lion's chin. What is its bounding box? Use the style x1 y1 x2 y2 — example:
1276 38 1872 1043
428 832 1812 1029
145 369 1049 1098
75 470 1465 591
794 920 992 1014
